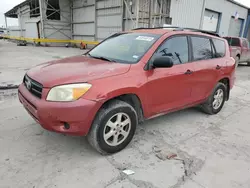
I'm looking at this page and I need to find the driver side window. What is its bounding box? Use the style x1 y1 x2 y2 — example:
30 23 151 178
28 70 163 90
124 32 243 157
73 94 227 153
153 36 189 65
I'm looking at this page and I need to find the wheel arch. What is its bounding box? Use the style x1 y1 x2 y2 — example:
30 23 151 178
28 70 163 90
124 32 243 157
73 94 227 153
99 93 145 124
218 77 230 101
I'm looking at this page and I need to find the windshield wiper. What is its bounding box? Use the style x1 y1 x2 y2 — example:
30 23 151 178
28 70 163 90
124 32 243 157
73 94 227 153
87 53 116 62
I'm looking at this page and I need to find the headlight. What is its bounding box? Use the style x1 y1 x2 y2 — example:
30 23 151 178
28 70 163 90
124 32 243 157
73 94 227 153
46 83 92 102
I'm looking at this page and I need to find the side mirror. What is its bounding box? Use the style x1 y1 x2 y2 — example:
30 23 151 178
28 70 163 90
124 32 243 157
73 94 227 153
152 56 174 68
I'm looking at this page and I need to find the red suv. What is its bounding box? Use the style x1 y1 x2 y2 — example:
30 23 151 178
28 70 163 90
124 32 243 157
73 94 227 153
18 28 235 154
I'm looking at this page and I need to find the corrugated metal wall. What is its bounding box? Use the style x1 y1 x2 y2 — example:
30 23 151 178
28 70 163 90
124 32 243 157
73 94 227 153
170 0 203 29
18 5 30 37
96 0 123 41
170 0 248 36
72 0 95 41
72 0 123 41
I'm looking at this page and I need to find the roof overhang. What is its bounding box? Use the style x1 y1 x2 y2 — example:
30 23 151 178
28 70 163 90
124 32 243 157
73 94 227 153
4 0 32 18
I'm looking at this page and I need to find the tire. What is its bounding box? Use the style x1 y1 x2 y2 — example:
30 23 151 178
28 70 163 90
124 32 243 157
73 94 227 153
201 82 227 115
87 100 138 155
247 62 250 66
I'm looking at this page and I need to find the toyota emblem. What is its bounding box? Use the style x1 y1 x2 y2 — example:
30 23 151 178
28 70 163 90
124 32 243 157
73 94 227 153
25 78 32 90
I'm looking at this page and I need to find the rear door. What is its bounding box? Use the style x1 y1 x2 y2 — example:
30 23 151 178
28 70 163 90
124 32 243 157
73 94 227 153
146 35 196 116
190 36 227 101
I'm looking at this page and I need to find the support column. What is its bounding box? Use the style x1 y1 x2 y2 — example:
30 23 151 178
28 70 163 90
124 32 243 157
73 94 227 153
148 0 152 28
135 0 140 28
70 0 73 40
5 16 8 29
39 0 45 38
94 0 97 41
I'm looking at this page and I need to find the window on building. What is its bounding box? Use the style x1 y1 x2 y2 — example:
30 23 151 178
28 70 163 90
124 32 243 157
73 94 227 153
30 0 40 18
191 36 213 61
154 36 189 65
212 39 226 58
46 0 60 20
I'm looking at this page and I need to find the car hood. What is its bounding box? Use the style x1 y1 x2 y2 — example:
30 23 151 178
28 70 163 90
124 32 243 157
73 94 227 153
27 56 131 88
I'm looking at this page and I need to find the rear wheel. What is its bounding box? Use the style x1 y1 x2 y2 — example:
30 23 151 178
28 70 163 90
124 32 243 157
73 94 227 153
87 100 138 155
201 82 227 115
247 62 250 66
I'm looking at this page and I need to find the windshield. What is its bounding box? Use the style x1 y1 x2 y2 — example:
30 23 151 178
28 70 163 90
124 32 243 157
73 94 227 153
88 32 160 64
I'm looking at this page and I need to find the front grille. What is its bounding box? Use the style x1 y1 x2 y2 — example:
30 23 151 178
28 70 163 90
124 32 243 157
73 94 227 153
23 75 43 99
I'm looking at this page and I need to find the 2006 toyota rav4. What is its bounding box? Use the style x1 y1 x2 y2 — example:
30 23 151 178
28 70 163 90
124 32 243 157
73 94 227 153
19 28 235 154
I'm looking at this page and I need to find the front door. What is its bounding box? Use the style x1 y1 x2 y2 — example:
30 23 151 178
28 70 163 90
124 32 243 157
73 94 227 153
145 36 196 116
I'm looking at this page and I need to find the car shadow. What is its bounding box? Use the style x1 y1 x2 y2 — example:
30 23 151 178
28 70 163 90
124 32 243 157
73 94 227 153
38 106 208 156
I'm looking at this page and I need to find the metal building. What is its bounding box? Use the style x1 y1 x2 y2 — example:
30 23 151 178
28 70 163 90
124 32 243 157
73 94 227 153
170 0 249 37
4 0 250 43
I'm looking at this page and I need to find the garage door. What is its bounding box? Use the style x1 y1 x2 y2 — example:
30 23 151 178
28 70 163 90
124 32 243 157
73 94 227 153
228 17 243 37
203 10 219 32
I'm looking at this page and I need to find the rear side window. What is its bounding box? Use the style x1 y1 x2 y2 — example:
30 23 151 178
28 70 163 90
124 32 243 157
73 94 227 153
191 37 213 61
212 39 226 58
154 36 189 65
225 37 240 46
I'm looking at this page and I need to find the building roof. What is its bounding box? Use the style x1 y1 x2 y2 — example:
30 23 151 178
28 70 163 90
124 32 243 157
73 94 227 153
227 0 249 9
5 0 250 19
5 0 32 18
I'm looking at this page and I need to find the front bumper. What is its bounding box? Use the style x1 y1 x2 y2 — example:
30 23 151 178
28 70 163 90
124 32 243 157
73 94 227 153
18 83 101 136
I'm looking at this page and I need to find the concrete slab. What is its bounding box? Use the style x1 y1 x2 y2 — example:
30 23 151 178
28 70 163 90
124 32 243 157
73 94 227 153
0 40 85 88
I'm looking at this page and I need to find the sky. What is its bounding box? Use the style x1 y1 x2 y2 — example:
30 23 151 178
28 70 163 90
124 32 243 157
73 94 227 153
0 0 250 28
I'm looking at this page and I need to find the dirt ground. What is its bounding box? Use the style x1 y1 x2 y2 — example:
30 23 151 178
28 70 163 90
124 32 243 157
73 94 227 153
1 40 250 188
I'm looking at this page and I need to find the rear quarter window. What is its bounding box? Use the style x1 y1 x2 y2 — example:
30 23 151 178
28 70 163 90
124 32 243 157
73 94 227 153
212 39 226 58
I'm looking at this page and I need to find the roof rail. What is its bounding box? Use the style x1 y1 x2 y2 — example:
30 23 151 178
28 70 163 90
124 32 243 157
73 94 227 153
182 27 220 37
132 26 220 37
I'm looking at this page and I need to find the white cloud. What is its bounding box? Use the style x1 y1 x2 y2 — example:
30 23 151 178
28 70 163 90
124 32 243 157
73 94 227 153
0 0 24 27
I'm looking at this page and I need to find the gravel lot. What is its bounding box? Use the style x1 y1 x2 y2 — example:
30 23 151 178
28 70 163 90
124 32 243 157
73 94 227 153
1 40 250 188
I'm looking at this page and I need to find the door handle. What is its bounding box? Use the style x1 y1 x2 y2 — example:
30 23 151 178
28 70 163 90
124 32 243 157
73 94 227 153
184 70 193 75
216 65 221 70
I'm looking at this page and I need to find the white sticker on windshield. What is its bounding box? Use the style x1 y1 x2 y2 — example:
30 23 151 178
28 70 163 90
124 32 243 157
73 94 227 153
133 55 139 59
136 36 154 41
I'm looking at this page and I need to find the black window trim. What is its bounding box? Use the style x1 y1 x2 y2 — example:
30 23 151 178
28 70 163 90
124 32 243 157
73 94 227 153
145 34 191 70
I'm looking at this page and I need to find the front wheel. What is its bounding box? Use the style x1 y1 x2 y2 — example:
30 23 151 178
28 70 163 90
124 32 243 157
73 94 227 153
87 100 138 155
201 82 227 115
